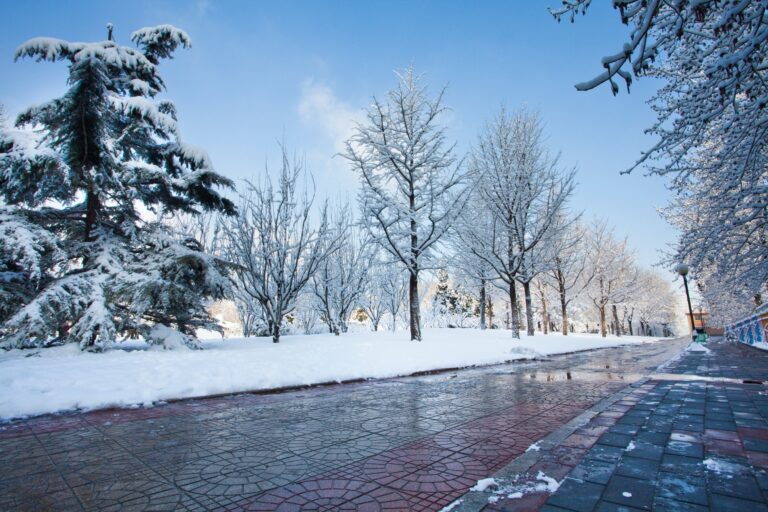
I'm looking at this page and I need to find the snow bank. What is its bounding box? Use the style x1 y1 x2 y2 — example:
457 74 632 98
439 499 463 512
0 328 657 420
526 442 542 452
471 478 499 492
479 471 561 502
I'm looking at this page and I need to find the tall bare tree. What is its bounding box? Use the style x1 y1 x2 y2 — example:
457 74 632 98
311 204 371 335
461 107 575 338
344 68 466 341
585 220 636 338
222 148 338 343
545 217 591 336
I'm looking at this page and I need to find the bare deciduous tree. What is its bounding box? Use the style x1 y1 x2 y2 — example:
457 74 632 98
461 107 575 338
223 148 338 343
311 204 371 335
585 220 636 338
344 68 466 341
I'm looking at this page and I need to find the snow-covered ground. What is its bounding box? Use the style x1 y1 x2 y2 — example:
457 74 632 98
0 328 660 420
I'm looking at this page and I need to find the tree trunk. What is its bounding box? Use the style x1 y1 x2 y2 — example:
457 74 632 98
559 282 568 336
509 281 520 338
479 280 487 330
84 189 100 242
538 284 549 335
523 281 534 336
408 270 421 341
612 304 621 337
272 322 280 343
599 305 607 338
488 299 493 328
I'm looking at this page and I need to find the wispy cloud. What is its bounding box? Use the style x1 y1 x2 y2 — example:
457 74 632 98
298 78 362 155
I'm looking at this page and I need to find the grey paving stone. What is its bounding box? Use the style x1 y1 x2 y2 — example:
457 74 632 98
634 430 667 446
598 432 634 449
614 456 660 481
608 424 639 436
594 501 645 511
586 445 626 464
704 420 737 431
660 454 706 477
624 441 663 462
547 477 606 512
569 459 618 485
602 475 654 510
708 473 765 502
709 493 768 512
665 440 704 458
656 471 708 506
652 496 709 511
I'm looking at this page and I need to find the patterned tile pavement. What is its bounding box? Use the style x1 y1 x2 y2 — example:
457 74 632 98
468 337 768 512
0 337 688 511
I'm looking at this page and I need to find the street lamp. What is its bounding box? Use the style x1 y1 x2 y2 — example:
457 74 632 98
675 263 697 342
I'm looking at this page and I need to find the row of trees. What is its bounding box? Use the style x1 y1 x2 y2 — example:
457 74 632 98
209 71 677 343
0 24 676 350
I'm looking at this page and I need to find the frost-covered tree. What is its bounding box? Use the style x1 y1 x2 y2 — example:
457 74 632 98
310 204 371 335
450 198 497 330
695 265 757 327
632 269 679 336
222 149 338 343
553 1 768 322
544 217 591 336
584 220 636 337
344 68 466 341
382 268 409 332
0 25 234 350
459 107 575 338
361 264 388 332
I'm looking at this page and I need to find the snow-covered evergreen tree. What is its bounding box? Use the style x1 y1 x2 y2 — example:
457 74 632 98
344 68 467 341
0 25 234 350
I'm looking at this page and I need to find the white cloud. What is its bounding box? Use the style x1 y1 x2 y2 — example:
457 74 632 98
297 78 362 154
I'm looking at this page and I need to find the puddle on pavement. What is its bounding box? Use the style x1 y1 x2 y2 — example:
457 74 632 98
509 371 645 382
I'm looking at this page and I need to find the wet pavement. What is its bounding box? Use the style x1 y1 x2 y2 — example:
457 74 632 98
0 337 687 511
462 337 768 512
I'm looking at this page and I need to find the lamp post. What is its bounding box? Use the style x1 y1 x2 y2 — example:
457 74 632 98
675 263 697 342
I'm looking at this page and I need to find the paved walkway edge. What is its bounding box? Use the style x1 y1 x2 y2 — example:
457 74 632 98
449 374 651 511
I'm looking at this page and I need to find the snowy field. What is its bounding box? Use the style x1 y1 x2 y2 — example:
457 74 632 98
0 328 660 420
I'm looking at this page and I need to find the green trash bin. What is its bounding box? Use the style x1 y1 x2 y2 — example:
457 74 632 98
696 331 708 343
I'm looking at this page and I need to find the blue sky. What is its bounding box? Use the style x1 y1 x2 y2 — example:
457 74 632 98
0 0 675 269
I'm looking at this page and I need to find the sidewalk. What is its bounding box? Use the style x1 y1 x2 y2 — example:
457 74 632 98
457 337 768 512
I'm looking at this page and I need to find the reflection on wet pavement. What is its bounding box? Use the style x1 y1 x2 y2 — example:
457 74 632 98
0 337 689 511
